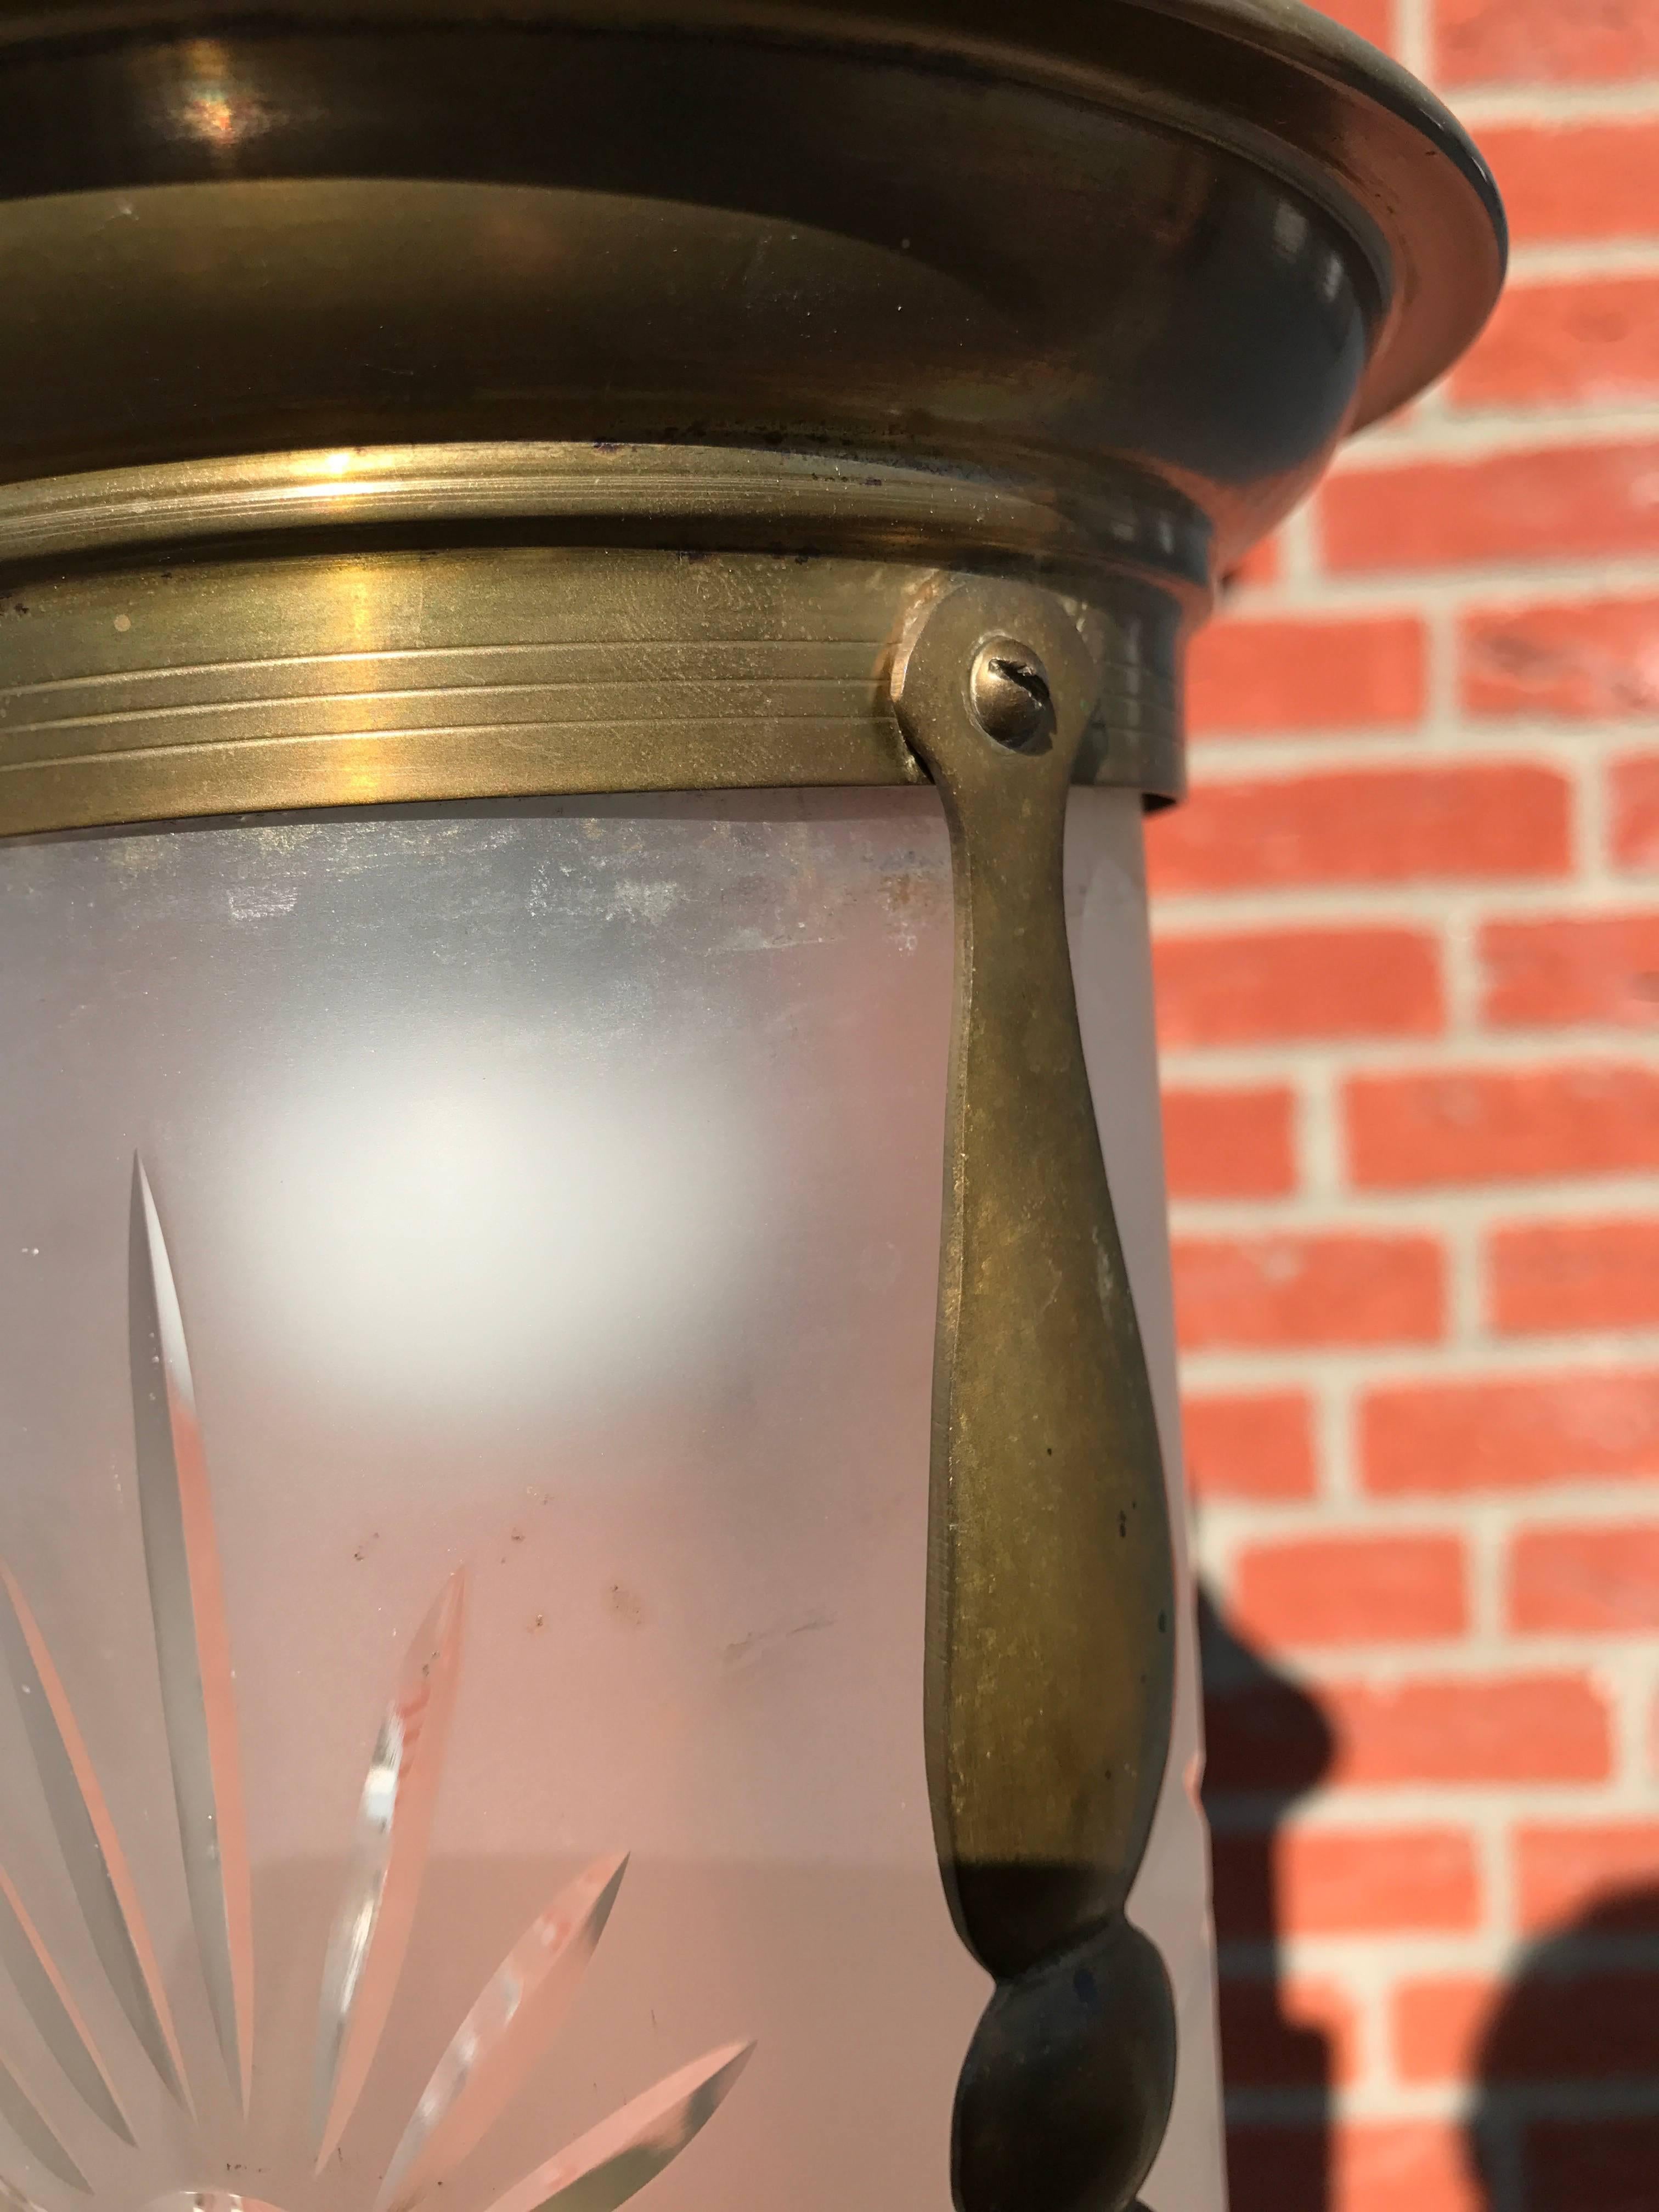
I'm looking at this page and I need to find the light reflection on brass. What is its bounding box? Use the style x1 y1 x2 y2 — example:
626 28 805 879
178 40 242 146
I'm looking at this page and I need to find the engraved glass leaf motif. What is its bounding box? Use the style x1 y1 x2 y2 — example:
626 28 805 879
0 1163 753 2211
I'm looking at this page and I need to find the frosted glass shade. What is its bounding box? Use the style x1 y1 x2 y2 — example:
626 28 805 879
0 787 1219 2212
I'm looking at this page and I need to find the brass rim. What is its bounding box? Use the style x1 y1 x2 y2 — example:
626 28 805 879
0 443 1210 593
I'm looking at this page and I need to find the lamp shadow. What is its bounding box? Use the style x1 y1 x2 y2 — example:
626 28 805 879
1198 1585 1335 2212
1199 1581 1659 2212
1471 1887 1659 2212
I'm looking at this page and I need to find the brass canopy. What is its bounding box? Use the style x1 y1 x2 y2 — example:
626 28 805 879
0 0 1502 572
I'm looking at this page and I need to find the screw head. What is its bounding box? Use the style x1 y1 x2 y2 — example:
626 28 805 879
969 639 1056 752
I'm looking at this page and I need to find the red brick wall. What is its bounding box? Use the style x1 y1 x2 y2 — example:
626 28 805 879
1153 5 1659 2208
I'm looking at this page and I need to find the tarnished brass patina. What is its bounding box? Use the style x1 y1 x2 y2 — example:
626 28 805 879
893 583 1173 1959
893 580 1178 2207
0 3 1503 2205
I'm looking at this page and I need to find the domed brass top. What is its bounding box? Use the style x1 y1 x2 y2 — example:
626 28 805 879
0 0 1503 565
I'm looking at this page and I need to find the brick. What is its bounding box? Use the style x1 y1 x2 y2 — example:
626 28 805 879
1186 614 1424 736
1516 1824 1659 1932
1228 2125 1477 2212
1225 533 1282 590
1163 1086 1295 1199
1510 1523 1659 1632
1490 1220 1659 1334
1325 1673 1610 1784
1322 441 1659 574
1211 1825 1479 1935
1173 1233 1443 1351
1463 596 1659 720
1346 1064 1659 1188
1437 0 1659 84
1182 1392 1316 1502
1453 276 1659 409
1218 1976 1354 2088
1480 120 1659 244
1336 2124 1478 2212
1364 1372 1659 1494
1482 915 1659 1029
1155 927 1442 1047
1147 765 1569 894
1392 1977 1492 2083
1612 756 1659 871
1233 1533 1465 1646
1316 0 1392 49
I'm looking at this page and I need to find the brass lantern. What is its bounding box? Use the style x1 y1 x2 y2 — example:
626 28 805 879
0 8 1502 2212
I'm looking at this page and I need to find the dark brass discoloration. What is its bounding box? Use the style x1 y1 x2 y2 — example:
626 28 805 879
969 640 1057 754
956 1915 1176 2212
891 579 1177 2208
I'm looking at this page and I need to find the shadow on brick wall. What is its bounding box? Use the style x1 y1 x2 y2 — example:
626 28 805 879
1199 1582 1659 2212
1472 1892 1659 2212
1199 1586 1336 2212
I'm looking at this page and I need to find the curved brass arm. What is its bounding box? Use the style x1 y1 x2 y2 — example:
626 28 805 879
892 580 1178 2212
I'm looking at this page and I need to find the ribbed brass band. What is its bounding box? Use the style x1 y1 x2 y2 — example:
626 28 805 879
0 445 1188 837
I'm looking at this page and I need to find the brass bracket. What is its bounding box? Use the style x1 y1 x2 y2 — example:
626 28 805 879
891 579 1178 2212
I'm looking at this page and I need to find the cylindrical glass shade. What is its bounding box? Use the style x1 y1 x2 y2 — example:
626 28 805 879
0 786 1218 2212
